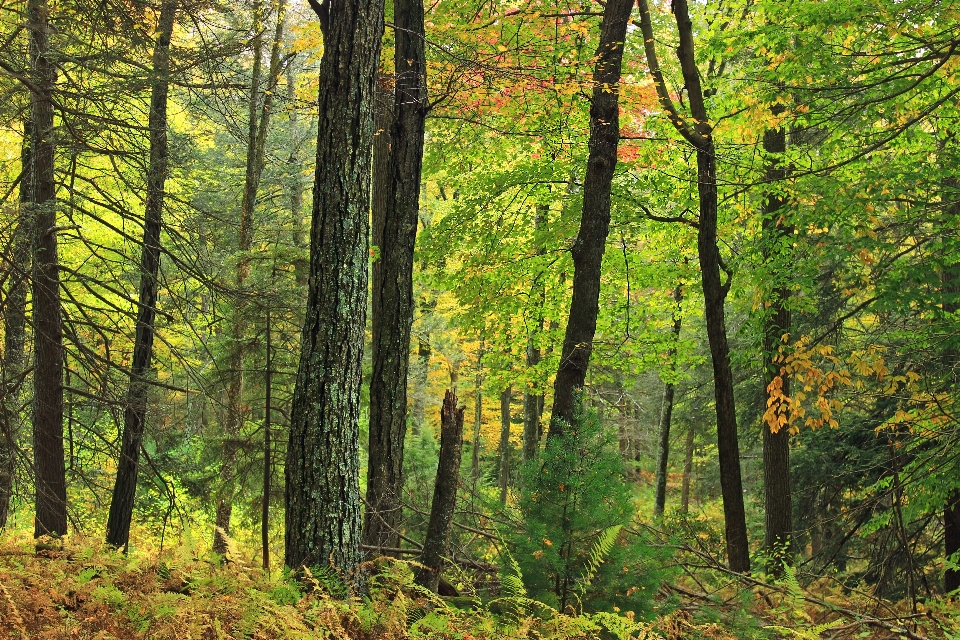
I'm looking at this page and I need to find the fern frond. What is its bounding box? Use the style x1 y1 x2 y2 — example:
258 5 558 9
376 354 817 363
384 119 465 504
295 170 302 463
579 524 622 593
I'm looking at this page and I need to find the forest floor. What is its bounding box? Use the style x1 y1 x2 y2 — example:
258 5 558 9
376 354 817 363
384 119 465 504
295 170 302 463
1 528 958 639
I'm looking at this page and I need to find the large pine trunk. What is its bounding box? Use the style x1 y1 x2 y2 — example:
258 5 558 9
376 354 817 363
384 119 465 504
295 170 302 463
415 390 464 592
761 122 792 572
363 0 428 554
284 0 384 583
29 0 67 539
549 0 634 435
0 121 33 530
105 0 177 550
216 0 286 554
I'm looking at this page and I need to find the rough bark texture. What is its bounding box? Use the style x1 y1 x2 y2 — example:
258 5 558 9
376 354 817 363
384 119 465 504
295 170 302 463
105 0 177 550
638 0 749 572
549 0 633 436
414 390 464 592
0 121 33 530
498 386 511 503
654 285 683 517
363 0 428 554
216 0 286 554
761 121 793 572
522 205 547 462
943 176 960 593
284 0 384 584
29 0 67 539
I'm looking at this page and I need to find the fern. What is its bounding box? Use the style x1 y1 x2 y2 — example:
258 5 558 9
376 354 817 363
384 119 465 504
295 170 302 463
579 525 622 594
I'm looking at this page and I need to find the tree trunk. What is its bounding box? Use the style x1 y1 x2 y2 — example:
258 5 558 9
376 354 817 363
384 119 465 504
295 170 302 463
363 0 428 553
262 310 272 572
216 0 286 554
523 204 547 462
105 0 177 550
472 349 482 484
284 0 384 584
680 421 695 514
0 121 34 530
761 119 793 572
638 0 750 572
29 0 67 539
548 0 634 436
498 385 511 503
415 390 464 592
943 176 960 593
654 285 683 517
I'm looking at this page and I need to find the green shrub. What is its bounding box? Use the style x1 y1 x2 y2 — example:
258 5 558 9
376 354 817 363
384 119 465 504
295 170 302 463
510 397 675 616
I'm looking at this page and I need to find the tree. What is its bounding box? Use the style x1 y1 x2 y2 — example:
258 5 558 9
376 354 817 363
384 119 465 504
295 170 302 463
29 0 67 539
105 0 178 551
549 0 634 436
637 0 749 572
285 0 385 582
760 115 792 570
363 0 429 555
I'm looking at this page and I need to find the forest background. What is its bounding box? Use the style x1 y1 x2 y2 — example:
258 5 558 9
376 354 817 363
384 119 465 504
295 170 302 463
1 0 960 638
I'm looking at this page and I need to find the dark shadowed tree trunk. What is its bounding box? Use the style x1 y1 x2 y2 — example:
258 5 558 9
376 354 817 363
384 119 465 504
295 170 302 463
285 0 384 584
363 0 429 554
0 121 34 530
415 390 464 592
498 385 511 503
654 284 683 517
549 0 634 436
216 0 286 554
29 0 67 539
943 175 960 594
638 0 749 572
105 0 178 550
761 119 793 572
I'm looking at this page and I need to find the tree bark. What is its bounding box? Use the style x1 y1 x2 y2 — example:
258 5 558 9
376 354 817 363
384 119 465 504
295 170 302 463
498 385 511 503
105 0 178 550
761 119 793 572
363 0 428 554
637 0 749 572
0 121 34 530
216 0 286 554
29 0 67 539
654 285 683 517
284 0 384 585
415 390 464 592
549 0 634 436
942 176 960 593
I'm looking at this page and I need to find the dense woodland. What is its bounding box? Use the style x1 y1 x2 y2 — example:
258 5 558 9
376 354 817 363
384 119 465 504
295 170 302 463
1 0 960 637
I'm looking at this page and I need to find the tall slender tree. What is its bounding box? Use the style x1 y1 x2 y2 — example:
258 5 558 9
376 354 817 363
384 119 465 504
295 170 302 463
0 121 33 530
285 0 385 581
654 284 683 517
363 0 429 554
637 0 750 571
105 0 178 550
761 115 793 572
216 0 286 554
29 0 67 539
549 0 634 436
